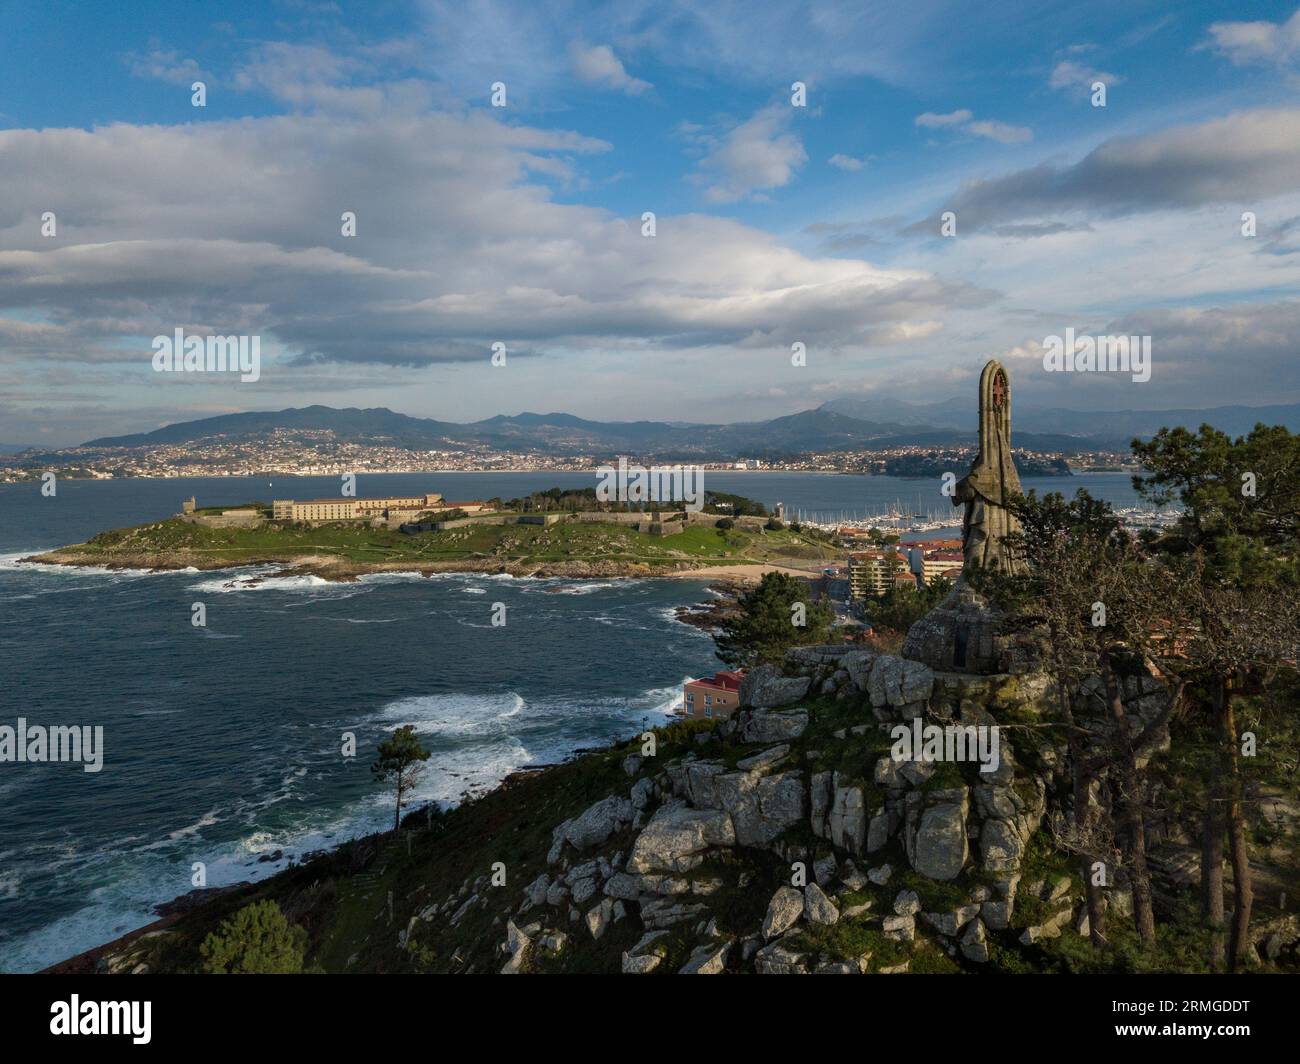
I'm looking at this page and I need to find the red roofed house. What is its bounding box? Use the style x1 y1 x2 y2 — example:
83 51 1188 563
683 670 745 720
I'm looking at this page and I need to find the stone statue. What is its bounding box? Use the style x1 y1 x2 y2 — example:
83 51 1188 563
953 360 1025 575
900 360 1036 671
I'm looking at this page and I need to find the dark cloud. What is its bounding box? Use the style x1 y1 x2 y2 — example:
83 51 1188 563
906 108 1300 235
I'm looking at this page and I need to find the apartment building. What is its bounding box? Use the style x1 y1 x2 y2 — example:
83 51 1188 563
683 670 745 720
848 550 908 600
921 550 965 586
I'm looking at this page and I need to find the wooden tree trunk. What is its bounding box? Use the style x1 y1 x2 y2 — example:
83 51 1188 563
1077 769 1108 949
1202 738 1226 971
1103 654 1157 946
1222 687 1254 971
1056 650 1108 949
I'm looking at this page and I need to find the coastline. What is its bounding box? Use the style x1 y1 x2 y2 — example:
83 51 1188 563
21 550 822 584
33 722 652 973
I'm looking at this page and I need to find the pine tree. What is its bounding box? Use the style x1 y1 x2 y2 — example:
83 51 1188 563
714 571 834 667
200 900 308 974
372 724 431 832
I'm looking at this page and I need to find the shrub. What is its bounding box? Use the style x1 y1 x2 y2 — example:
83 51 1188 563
200 900 308 974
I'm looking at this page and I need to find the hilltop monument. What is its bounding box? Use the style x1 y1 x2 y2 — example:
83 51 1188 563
901 359 1033 672
954 359 1025 575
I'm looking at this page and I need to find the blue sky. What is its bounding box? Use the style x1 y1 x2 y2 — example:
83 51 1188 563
2 0 1300 444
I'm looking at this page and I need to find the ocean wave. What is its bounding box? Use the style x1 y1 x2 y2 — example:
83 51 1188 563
373 690 527 737
188 571 335 593
523 579 629 595
165 809 221 842
630 681 687 717
353 571 430 586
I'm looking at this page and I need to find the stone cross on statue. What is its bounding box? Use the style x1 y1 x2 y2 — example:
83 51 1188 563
952 360 1025 575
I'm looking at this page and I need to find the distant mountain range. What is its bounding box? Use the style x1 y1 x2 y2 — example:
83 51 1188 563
64 398 1300 462
73 403 1129 459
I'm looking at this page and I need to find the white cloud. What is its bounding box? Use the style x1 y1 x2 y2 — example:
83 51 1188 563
828 153 868 171
0 110 965 372
966 119 1032 145
569 42 651 94
915 109 1030 143
1203 8 1300 67
1049 59 1124 95
125 46 208 86
915 109 972 128
694 105 808 203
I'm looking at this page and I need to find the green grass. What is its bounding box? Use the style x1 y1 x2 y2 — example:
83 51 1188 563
59 514 838 570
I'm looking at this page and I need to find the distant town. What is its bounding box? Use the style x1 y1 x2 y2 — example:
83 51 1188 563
0 426 1134 483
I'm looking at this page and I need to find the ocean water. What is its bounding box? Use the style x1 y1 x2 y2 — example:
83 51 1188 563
0 471 1137 972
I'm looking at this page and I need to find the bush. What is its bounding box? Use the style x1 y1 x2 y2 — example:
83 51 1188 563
764 518 784 531
200 900 308 974
715 518 735 530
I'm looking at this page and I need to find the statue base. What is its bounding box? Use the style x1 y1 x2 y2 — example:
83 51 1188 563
900 577 1041 675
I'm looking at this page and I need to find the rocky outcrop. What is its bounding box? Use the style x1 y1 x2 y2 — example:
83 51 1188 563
500 921 531 974
739 664 812 709
804 883 839 925
717 771 805 847
755 939 807 974
666 756 805 847
762 886 804 940
739 707 809 744
866 655 935 716
548 795 634 863
469 614 1168 977
828 779 867 854
905 787 969 881
622 930 671 974
679 941 730 974
625 804 735 874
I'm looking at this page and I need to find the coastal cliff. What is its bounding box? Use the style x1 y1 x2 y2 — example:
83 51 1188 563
58 640 1300 975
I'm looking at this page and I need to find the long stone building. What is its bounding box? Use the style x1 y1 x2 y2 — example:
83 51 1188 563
272 492 445 522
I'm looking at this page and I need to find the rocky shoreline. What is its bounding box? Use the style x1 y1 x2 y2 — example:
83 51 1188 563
22 550 817 586
23 549 708 582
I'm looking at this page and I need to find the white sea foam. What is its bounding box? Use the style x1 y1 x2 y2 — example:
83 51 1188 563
374 690 527 737
165 809 221 841
188 571 334 593
524 579 628 595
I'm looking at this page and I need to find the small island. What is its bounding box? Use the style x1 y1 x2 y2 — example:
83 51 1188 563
25 487 842 582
